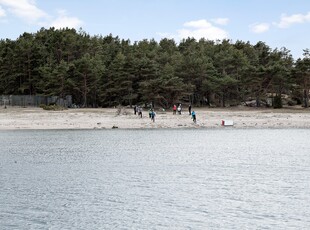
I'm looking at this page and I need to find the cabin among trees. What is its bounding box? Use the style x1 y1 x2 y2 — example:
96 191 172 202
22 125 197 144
1 27 310 109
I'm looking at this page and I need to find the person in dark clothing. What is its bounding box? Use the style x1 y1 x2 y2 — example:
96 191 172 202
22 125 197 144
149 109 152 118
188 104 192 115
137 106 142 118
151 110 156 122
134 105 137 115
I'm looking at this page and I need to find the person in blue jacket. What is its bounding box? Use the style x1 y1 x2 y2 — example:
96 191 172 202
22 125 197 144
191 110 196 123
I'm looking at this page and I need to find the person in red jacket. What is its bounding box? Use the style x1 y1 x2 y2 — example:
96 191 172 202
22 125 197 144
173 104 177 115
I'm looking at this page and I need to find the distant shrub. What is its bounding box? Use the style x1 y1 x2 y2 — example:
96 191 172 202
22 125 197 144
42 104 66 111
287 99 298 106
273 95 283 109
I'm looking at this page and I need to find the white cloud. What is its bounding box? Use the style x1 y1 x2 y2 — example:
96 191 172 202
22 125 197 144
184 19 213 28
275 12 310 28
0 5 6 17
180 19 228 40
50 10 83 29
0 0 48 23
249 23 270 33
211 18 229 25
249 11 310 34
159 19 229 41
0 1 83 29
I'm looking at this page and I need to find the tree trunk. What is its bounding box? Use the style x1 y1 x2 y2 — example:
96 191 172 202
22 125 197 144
256 95 261 107
83 73 87 107
303 89 309 108
27 51 32 95
221 92 225 107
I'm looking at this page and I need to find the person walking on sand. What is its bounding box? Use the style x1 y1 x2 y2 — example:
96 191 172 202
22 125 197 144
188 104 192 115
134 105 137 115
191 110 196 123
137 106 142 118
149 108 152 118
151 110 156 122
173 104 177 115
177 104 182 115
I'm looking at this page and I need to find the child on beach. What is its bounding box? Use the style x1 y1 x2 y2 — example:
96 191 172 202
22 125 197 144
191 110 196 123
149 109 152 118
173 104 177 115
177 104 182 115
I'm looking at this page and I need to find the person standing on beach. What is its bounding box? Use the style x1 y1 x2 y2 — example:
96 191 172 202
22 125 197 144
151 110 156 122
138 106 142 118
173 104 177 115
134 105 137 115
149 108 152 118
191 110 196 123
177 104 182 115
188 104 192 115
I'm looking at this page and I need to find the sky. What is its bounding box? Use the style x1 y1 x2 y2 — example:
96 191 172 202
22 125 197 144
0 0 310 60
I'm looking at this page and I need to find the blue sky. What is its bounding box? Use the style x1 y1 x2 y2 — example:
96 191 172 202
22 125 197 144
0 0 309 60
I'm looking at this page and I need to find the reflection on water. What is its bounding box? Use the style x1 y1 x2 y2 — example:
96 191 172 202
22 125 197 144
1 129 310 229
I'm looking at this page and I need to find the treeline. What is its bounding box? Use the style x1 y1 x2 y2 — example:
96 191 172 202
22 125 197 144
1 27 310 108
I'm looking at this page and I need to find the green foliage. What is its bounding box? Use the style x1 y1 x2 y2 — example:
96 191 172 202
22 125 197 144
0 28 308 108
273 95 283 108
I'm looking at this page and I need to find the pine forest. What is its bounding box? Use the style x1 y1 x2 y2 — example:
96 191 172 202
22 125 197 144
1 27 310 109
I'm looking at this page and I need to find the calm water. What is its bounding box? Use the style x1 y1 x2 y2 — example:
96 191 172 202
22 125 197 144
1 129 310 229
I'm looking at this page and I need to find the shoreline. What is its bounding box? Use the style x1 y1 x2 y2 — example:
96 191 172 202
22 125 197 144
1 106 310 130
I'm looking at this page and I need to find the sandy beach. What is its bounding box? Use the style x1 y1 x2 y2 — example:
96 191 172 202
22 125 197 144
1 106 310 130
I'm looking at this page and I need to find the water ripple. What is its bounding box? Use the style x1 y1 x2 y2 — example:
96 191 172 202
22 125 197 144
1 129 310 229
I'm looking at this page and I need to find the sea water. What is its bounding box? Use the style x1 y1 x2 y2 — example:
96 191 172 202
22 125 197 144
1 129 310 229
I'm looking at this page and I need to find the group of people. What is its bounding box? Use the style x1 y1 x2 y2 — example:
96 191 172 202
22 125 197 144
133 105 156 122
133 103 196 123
133 105 143 118
172 104 196 123
172 104 183 115
172 104 192 115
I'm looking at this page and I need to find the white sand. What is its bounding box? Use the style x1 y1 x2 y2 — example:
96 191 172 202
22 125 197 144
1 106 310 130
